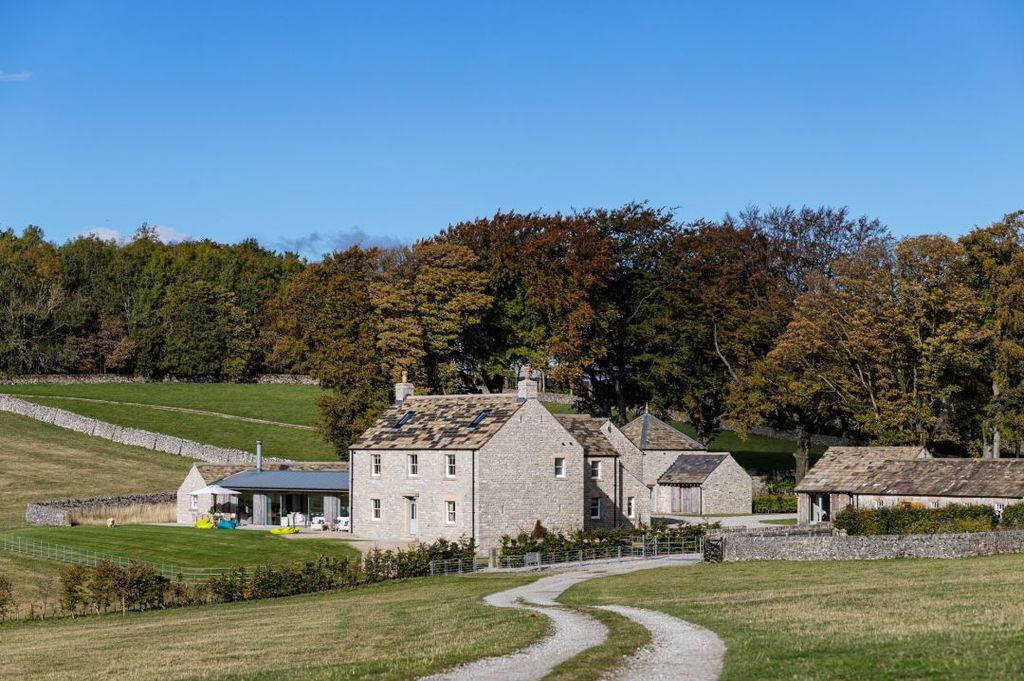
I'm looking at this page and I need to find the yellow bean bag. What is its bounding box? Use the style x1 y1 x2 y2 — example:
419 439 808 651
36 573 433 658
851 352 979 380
270 526 299 535
194 517 215 529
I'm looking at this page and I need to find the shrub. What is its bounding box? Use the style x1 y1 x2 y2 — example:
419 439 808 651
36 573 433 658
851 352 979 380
1001 502 1024 528
498 522 715 556
835 504 996 536
753 493 797 513
0 572 14 621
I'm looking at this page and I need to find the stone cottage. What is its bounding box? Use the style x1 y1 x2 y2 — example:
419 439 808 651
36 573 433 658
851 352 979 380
621 412 751 515
349 368 650 552
796 446 1024 524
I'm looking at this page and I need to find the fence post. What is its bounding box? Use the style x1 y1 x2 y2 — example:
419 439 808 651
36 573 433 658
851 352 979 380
578 549 583 565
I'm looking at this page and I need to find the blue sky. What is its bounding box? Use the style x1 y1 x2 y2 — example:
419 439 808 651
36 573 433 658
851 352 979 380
1 2 1022 257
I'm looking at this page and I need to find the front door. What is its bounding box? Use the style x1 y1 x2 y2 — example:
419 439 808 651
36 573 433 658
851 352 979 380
408 497 418 535
812 494 831 523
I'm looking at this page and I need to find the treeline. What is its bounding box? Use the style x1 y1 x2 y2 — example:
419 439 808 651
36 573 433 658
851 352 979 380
4 207 1024 470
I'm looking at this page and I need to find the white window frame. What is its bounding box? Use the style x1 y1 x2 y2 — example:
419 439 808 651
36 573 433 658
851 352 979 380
590 460 601 480
408 454 419 477
371 498 382 521
446 500 456 524
627 496 635 518
590 497 601 519
190 495 198 511
554 457 565 478
446 453 456 478
372 453 381 477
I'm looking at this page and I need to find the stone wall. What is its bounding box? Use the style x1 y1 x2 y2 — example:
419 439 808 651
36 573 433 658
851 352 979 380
701 456 754 514
0 394 291 466
708 526 1024 561
0 373 319 386
26 492 176 526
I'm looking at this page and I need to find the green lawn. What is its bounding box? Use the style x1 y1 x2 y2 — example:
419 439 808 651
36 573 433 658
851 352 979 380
560 555 1024 680
14 396 336 461
0 573 546 680
1 383 323 425
4 524 360 568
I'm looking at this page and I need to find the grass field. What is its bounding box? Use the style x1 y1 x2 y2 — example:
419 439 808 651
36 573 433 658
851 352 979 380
0 412 191 522
561 555 1024 680
0 383 323 425
4 525 360 568
15 396 336 461
0 573 546 681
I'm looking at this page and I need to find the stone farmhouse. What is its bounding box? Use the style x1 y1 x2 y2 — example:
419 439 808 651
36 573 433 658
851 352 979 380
349 369 752 551
620 412 751 515
796 446 1024 524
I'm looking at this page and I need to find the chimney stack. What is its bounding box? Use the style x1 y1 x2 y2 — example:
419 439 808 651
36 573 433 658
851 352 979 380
517 363 539 402
395 371 415 405
256 440 263 472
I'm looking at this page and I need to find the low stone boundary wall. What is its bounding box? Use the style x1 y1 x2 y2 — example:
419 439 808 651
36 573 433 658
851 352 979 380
25 492 177 526
708 526 1024 561
0 394 291 466
0 373 319 386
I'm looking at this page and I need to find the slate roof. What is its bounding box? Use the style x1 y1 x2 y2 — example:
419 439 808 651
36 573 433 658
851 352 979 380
197 461 348 484
796 446 932 493
657 453 729 484
217 469 349 492
553 415 619 457
621 413 706 451
851 459 1024 498
349 394 523 450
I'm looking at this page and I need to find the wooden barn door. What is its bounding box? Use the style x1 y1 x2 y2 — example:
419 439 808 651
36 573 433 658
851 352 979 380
681 486 701 514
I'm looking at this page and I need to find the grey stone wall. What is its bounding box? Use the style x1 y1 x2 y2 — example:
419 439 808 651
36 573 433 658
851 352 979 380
26 492 176 526
476 399 586 551
0 394 291 466
709 526 1024 561
701 456 753 514
350 448 474 544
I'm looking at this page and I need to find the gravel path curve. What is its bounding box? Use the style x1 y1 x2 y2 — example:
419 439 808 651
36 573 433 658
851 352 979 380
597 604 725 680
420 555 717 681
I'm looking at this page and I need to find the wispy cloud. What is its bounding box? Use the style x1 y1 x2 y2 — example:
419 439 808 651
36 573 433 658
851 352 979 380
75 224 190 245
0 70 32 82
277 227 404 260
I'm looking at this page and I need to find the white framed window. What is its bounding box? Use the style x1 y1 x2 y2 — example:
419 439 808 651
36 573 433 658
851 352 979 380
931 500 940 509
590 497 601 519
372 453 381 476
446 500 456 524
590 460 601 480
408 454 419 477
874 499 883 509
996 503 1005 516
371 498 382 520
190 495 198 511
446 454 456 477
554 457 565 478
649 485 656 512
627 496 635 518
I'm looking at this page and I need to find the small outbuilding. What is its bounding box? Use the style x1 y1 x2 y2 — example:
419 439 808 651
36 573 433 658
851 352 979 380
177 461 350 527
655 453 752 515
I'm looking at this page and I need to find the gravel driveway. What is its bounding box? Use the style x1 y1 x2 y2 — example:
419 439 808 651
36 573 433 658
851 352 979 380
420 555 723 681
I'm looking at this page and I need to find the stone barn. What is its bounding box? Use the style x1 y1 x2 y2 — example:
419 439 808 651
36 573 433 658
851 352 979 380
655 453 752 515
796 446 1024 524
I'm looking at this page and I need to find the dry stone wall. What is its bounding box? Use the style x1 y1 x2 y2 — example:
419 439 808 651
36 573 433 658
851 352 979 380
0 394 291 466
708 526 1024 561
26 492 176 526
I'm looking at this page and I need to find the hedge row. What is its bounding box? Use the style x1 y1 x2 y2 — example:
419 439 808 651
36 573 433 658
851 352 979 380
833 503 1002 536
58 537 476 616
498 521 714 556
